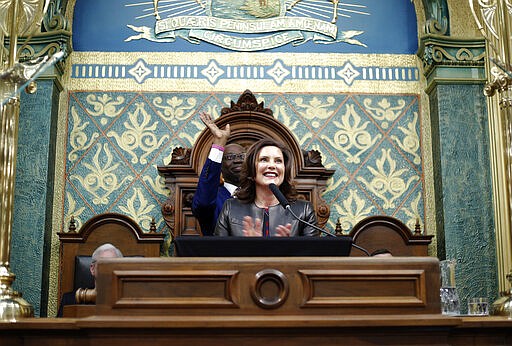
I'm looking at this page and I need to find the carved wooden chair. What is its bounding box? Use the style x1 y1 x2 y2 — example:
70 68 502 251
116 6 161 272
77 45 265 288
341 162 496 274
157 89 335 237
347 215 433 257
57 212 165 305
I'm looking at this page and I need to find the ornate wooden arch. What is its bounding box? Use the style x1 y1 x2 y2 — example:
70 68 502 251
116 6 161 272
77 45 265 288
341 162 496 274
157 90 335 237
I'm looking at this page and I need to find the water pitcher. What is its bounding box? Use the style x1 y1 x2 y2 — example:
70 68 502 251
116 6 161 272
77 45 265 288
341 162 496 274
440 259 460 315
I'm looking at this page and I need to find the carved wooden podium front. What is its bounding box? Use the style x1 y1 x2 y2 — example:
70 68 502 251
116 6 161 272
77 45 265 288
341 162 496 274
157 90 335 237
93 256 441 319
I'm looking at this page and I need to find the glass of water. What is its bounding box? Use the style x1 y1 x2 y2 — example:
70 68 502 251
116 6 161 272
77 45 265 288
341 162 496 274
467 298 489 316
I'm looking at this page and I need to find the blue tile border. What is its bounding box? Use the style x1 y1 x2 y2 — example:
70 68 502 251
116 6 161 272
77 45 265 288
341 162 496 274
71 58 419 86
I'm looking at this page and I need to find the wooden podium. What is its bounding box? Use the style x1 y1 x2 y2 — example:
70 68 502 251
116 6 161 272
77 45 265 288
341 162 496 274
93 256 441 318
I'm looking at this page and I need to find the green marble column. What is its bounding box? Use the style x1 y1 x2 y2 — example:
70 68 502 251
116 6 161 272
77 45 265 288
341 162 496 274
419 35 499 312
10 78 62 317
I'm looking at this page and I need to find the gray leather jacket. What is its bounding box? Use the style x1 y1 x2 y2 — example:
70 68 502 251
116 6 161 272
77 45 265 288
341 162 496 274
214 199 319 237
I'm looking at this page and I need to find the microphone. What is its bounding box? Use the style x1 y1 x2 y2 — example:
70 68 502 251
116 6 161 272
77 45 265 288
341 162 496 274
269 183 290 208
268 183 370 256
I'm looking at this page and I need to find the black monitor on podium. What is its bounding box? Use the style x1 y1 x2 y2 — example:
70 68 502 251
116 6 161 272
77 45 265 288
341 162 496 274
174 236 353 257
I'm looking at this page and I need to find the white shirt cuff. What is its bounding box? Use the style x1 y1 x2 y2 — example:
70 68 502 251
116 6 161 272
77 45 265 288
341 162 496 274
208 147 224 163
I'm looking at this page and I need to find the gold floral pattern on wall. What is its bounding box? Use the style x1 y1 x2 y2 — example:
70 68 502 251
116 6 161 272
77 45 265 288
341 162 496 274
62 91 423 255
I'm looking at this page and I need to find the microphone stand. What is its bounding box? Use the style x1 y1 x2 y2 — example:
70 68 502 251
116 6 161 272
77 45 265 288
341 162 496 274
267 183 370 256
283 204 370 257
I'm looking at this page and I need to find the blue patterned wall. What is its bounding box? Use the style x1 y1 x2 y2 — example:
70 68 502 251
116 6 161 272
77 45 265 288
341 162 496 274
61 91 424 255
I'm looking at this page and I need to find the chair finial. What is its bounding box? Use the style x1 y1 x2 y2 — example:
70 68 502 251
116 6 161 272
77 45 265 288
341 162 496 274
335 218 343 236
150 217 157 233
68 215 77 233
414 217 421 235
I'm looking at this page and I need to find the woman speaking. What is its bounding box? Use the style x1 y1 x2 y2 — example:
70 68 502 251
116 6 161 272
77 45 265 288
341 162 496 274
215 137 319 237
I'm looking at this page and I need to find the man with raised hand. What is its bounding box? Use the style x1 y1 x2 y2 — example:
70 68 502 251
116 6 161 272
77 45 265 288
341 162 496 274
192 111 245 236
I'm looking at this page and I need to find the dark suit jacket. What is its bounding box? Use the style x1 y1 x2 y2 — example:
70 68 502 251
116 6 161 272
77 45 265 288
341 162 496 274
192 157 232 236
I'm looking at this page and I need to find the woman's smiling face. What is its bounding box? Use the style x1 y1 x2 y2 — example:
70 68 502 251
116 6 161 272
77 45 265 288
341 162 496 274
254 145 285 188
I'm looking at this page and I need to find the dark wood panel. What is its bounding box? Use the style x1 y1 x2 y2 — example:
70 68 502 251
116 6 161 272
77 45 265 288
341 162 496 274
300 268 426 307
93 257 441 316
0 316 510 346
